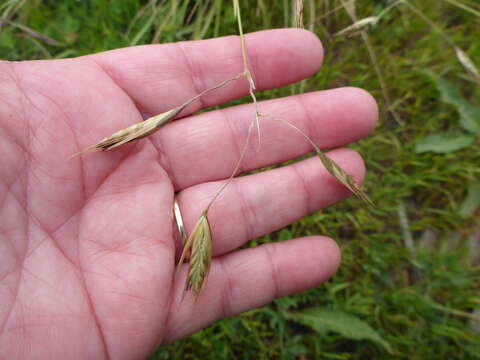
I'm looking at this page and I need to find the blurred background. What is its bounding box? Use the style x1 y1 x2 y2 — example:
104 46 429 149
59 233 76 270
1 0 479 358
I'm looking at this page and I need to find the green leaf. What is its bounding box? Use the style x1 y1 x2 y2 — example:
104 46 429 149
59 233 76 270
460 182 480 218
424 72 480 134
284 308 392 353
415 131 475 153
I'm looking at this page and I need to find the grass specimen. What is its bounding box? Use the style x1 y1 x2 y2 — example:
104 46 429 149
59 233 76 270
78 0 373 299
4 0 479 358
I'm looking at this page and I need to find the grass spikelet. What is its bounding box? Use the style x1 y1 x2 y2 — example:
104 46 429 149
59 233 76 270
76 107 183 155
270 115 375 208
176 211 212 299
454 47 480 82
316 149 374 208
76 72 243 156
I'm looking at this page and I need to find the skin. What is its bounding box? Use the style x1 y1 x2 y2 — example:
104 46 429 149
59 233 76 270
0 29 377 359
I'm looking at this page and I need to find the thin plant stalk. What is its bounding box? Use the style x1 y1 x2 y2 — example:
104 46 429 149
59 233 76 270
175 116 254 300
340 0 403 125
307 0 315 31
5 20 62 46
315 3 343 24
205 118 256 213
234 0 261 143
401 0 455 47
203 0 264 211
293 0 304 28
176 0 263 299
442 0 480 17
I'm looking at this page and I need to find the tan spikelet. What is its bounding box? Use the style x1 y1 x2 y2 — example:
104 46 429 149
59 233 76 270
75 72 243 157
270 115 374 207
75 107 183 156
316 150 375 208
454 47 480 81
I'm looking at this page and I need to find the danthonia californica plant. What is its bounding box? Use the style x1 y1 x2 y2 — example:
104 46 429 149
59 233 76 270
78 0 374 300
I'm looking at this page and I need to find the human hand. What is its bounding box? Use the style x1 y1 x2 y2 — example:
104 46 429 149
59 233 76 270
0 29 377 359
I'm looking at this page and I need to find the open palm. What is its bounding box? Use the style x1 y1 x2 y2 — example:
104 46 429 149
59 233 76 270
0 30 377 359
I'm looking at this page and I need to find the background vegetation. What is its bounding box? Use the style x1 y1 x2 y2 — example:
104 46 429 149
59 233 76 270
1 0 479 358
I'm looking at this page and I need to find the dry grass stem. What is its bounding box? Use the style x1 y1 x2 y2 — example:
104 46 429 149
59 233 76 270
315 3 344 24
234 0 261 142
5 20 62 45
202 0 262 213
443 0 480 17
293 0 304 28
205 118 256 212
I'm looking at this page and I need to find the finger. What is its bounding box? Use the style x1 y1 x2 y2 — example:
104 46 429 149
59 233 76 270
89 29 323 117
176 148 364 256
164 236 340 343
155 87 377 190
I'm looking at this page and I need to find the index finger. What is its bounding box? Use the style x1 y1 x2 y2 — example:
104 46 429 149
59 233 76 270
89 29 323 117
